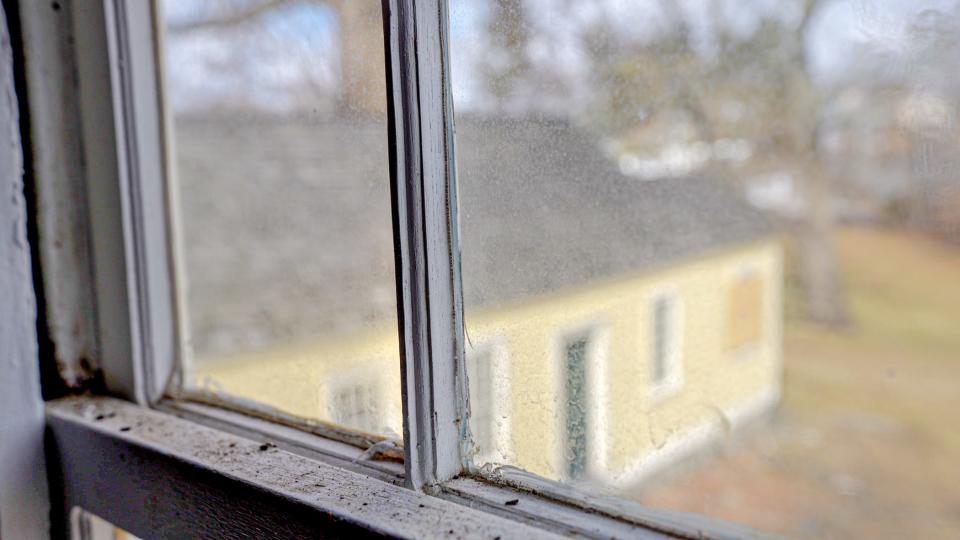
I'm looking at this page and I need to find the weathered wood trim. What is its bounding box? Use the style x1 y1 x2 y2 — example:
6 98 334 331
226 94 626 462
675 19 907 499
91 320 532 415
100 0 177 404
160 399 405 480
68 0 175 403
384 0 467 491
46 397 562 540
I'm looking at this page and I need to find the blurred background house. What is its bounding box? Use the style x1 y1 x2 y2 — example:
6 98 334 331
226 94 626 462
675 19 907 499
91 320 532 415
186 115 783 487
163 1 960 538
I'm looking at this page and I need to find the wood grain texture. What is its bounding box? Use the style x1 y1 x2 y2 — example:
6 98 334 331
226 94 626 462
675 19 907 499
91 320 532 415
384 0 466 490
47 396 562 539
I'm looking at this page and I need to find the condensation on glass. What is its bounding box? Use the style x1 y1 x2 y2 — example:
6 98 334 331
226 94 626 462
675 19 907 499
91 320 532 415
451 1 960 538
160 1 401 439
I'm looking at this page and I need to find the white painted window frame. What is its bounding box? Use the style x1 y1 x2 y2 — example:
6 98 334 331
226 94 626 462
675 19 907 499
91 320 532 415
23 0 768 537
73 0 177 407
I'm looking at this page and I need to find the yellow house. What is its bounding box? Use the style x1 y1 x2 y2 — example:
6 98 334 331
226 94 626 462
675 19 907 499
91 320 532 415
182 117 782 490
461 239 782 487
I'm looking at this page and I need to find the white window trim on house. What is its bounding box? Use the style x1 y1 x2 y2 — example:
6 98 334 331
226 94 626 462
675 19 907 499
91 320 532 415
17 0 770 537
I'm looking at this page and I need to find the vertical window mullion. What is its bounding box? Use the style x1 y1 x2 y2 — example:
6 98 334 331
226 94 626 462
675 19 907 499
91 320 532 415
384 0 467 490
78 0 176 405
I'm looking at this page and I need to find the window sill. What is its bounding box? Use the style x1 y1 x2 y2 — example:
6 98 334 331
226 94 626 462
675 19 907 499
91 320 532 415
46 396 766 539
446 469 770 540
45 396 554 539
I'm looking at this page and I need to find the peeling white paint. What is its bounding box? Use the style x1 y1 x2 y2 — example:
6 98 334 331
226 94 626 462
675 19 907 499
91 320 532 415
17 0 100 387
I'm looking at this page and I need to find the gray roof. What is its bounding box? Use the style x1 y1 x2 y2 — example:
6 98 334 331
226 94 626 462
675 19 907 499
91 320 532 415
455 117 771 308
175 115 770 357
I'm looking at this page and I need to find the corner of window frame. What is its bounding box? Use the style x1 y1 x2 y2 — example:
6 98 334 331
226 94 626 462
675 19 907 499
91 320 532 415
75 0 179 406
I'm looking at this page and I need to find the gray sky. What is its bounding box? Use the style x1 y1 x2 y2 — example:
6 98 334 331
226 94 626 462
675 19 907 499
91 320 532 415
162 0 960 112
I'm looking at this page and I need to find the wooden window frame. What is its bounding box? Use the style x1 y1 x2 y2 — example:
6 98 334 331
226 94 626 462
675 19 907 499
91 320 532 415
19 0 767 537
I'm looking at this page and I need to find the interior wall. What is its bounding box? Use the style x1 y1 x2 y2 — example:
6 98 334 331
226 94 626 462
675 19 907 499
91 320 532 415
0 2 49 538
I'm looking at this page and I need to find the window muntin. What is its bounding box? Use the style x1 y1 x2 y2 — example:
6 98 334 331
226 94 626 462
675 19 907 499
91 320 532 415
35 0 801 536
160 0 401 438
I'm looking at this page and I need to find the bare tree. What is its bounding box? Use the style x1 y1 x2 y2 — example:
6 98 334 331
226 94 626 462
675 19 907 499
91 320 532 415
478 0 578 115
168 0 386 115
581 0 851 327
902 6 960 243
479 0 531 112
768 0 852 328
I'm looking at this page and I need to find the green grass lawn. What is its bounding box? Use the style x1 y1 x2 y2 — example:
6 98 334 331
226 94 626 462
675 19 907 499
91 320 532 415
642 226 960 539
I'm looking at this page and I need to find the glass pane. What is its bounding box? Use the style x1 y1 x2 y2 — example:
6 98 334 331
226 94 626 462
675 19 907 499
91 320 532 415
451 1 960 538
161 1 401 439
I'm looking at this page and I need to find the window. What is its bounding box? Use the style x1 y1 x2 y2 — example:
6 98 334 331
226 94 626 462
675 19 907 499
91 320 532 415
562 335 590 481
650 292 683 398
726 269 764 354
17 0 959 538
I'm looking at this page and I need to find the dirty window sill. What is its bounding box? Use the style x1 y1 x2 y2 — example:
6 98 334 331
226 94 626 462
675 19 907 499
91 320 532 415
45 397 556 538
45 396 762 539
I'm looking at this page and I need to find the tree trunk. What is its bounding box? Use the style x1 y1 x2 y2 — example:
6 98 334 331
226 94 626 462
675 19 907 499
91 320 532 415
168 0 387 116
331 0 387 116
796 161 851 328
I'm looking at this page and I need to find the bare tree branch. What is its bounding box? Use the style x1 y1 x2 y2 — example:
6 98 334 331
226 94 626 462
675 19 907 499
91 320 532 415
167 0 322 34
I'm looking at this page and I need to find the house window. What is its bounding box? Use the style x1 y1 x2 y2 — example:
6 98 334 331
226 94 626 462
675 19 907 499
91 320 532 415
650 293 683 397
727 271 764 353
563 336 590 481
